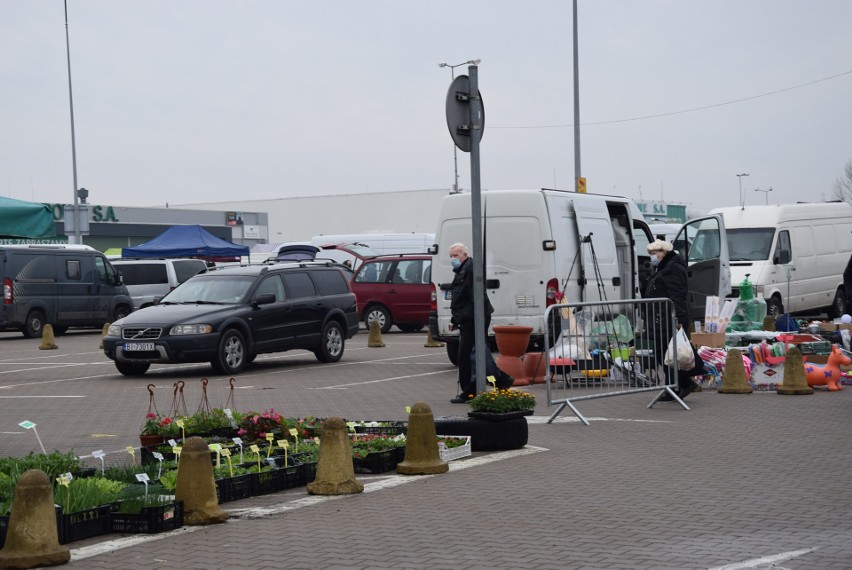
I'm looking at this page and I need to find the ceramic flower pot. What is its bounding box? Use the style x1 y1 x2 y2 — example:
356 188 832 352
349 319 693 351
492 326 533 358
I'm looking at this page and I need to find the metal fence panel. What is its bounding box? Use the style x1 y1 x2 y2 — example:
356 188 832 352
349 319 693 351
544 298 689 425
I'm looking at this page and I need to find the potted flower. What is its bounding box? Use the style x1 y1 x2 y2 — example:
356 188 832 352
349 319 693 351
467 388 536 420
140 413 180 450
435 388 536 452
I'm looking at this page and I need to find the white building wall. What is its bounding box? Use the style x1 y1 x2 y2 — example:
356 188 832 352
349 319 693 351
176 188 453 243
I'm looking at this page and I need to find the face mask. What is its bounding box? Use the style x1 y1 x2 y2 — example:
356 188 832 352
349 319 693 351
450 258 462 269
650 255 661 267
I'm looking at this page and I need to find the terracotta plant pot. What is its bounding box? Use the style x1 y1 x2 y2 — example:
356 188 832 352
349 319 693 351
523 352 548 384
492 325 533 358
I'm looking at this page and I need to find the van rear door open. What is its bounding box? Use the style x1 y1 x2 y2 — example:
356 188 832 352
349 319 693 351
570 196 622 303
673 214 730 321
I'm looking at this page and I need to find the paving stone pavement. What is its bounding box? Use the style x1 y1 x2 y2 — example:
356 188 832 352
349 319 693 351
1 330 851 569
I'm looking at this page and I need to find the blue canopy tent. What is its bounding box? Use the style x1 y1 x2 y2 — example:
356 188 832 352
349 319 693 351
122 225 249 261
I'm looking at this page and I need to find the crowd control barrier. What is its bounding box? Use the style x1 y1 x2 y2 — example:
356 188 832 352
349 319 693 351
543 298 689 425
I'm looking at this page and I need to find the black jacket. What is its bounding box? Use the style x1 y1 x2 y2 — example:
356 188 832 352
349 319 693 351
450 257 493 325
644 250 689 326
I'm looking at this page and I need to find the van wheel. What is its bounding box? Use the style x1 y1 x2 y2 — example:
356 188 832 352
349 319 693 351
446 339 459 366
828 288 847 319
116 361 150 376
23 310 46 338
766 295 784 318
211 329 246 375
364 305 392 334
113 305 131 322
397 324 424 333
315 321 345 363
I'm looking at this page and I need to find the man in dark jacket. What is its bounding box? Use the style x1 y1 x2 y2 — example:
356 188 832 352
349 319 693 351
644 239 697 399
448 242 493 403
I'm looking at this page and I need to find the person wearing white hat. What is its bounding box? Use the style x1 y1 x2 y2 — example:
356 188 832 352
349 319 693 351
644 239 700 399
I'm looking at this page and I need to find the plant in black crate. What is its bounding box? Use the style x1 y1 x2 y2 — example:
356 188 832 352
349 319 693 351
435 388 536 452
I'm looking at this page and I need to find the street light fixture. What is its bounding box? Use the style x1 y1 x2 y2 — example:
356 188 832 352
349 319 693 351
438 59 481 193
754 186 773 205
736 173 749 208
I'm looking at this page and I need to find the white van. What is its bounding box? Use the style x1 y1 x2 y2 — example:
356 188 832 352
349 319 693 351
429 189 730 360
709 202 852 317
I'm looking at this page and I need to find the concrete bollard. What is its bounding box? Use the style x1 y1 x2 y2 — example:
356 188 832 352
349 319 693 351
423 329 444 348
38 324 57 351
397 402 448 475
0 470 69 569
306 417 364 495
777 347 814 395
717 348 754 394
367 320 385 348
174 436 228 525
762 316 776 331
98 323 110 349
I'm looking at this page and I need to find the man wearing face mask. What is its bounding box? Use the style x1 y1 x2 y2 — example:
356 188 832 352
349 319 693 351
644 239 698 399
448 242 493 403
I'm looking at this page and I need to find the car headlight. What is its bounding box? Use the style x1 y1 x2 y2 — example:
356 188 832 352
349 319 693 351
107 325 121 337
169 324 213 335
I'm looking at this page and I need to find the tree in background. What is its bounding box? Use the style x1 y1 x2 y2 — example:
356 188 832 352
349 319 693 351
832 159 852 203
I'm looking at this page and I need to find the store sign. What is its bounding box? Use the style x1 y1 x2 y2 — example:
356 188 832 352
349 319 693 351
47 204 120 223
244 225 260 239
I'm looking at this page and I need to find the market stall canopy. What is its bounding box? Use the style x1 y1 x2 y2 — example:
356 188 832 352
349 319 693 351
122 225 249 260
0 196 55 238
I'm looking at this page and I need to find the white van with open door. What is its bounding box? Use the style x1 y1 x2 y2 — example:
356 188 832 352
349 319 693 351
429 189 729 363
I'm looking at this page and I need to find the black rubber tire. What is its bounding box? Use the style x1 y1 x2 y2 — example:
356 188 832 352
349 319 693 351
52 326 68 336
766 295 784 318
23 310 46 338
446 339 459 366
396 323 424 333
434 416 529 451
828 288 847 319
364 305 392 334
113 305 131 322
315 321 345 363
211 329 247 375
115 361 150 376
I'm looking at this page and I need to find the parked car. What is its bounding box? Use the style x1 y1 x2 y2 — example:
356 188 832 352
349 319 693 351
350 253 432 333
112 258 208 311
102 262 359 376
1 244 132 337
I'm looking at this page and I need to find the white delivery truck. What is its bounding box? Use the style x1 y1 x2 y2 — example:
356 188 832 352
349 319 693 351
709 202 852 318
429 189 730 362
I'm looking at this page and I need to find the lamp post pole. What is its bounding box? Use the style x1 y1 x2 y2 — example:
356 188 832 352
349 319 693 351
736 173 750 208
64 0 82 244
439 59 480 193
755 186 773 205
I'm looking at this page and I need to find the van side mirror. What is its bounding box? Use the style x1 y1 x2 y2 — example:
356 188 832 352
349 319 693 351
115 273 124 286
774 251 791 264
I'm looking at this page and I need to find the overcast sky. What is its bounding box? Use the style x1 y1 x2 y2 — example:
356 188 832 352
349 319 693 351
2 1 851 214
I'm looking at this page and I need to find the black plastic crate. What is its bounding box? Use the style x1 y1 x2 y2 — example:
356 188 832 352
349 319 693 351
215 474 253 503
298 461 317 486
59 504 112 544
110 501 183 534
353 421 407 436
352 449 401 474
248 466 301 496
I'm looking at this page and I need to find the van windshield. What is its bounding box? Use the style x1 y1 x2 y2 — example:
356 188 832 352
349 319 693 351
161 275 254 304
727 228 775 261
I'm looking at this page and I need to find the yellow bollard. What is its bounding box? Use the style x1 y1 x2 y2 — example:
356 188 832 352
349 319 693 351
98 323 110 350
776 347 814 395
367 320 385 348
718 348 753 394
174 436 228 525
424 329 445 348
0 470 69 569
38 324 57 350
397 402 448 475
307 417 364 495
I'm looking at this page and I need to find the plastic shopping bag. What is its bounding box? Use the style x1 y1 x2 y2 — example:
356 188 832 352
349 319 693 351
664 327 695 369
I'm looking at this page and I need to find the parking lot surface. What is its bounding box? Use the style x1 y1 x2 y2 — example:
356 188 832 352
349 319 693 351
1 329 851 569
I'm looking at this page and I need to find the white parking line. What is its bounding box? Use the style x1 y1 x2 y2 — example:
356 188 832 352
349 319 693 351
708 548 816 569
316 369 450 389
69 445 548 562
0 395 85 398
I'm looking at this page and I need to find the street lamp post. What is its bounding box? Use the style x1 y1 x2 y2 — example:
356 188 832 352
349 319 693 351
736 173 750 208
754 186 773 205
439 59 480 193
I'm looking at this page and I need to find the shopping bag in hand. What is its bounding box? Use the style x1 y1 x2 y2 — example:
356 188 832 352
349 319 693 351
664 327 695 369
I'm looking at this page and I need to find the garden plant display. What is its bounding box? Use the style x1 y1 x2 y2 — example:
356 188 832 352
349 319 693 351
467 388 536 413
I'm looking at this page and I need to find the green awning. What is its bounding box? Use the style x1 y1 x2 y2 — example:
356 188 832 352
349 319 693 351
0 196 56 238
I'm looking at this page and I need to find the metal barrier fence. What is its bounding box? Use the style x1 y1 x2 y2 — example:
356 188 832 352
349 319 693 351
544 298 689 425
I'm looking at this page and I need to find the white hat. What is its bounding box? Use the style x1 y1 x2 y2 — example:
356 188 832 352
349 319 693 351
647 239 673 254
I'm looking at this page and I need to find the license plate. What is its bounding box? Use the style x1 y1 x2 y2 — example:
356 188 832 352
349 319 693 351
125 342 155 351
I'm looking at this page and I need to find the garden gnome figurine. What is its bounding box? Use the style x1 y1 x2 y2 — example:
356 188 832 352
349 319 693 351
175 436 228 525
776 346 813 395
397 402 448 475
0 469 69 569
717 348 754 394
307 417 364 495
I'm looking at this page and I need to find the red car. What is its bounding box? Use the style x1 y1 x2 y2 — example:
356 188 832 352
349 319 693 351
350 254 433 333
